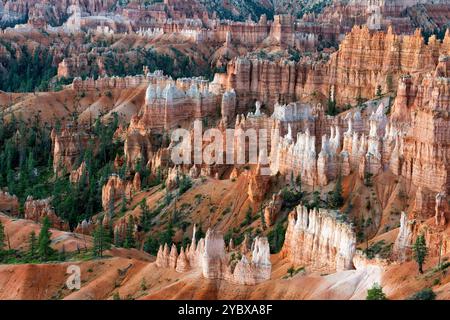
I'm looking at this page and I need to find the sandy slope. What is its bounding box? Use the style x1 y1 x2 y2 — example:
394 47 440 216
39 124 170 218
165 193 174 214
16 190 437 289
0 213 92 252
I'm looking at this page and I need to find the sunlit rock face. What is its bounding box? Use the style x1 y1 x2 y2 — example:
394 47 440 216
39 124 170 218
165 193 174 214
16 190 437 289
101 175 125 212
222 26 449 109
0 191 19 216
70 161 88 184
141 78 220 131
156 226 272 286
24 196 69 231
397 60 450 194
392 212 414 262
394 199 450 263
51 128 91 176
264 191 283 227
281 205 357 273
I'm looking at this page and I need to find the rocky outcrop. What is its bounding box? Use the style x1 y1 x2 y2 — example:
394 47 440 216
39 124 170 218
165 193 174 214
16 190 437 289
51 128 91 175
281 205 357 272
141 78 220 131
0 191 19 216
24 196 69 231
435 192 449 227
264 191 283 227
247 164 271 203
392 212 414 262
74 218 95 235
101 175 126 212
394 206 450 262
156 227 272 285
70 161 88 184
221 26 450 108
396 59 450 193
270 121 341 187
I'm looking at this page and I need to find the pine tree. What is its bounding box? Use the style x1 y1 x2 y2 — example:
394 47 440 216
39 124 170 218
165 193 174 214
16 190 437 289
120 193 127 216
114 228 122 247
295 174 302 193
413 234 428 274
58 245 66 261
260 204 266 230
0 220 5 252
124 216 136 249
376 85 382 99
140 199 152 232
290 171 295 188
28 230 37 259
366 283 387 300
159 222 175 246
93 223 111 258
144 236 159 255
312 190 321 209
331 175 344 209
38 216 54 261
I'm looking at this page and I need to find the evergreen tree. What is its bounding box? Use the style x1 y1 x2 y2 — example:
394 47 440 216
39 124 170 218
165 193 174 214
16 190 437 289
366 283 387 300
268 222 285 253
93 223 111 258
408 288 436 300
195 225 205 243
38 216 54 261
413 234 428 274
290 171 295 188
326 95 337 116
28 230 37 259
260 204 266 230
123 216 136 249
331 175 344 209
159 222 175 246
114 228 123 247
143 236 159 255
0 220 5 252
376 85 382 99
295 174 302 193
140 199 152 232
58 245 66 261
120 193 127 216
311 190 321 209
287 266 295 278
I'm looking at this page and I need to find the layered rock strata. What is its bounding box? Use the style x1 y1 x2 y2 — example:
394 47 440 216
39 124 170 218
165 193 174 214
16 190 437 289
281 205 357 272
156 227 272 286
24 196 69 230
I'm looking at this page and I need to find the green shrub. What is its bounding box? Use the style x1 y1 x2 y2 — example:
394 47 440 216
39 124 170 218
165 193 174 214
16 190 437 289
366 283 387 300
408 288 436 300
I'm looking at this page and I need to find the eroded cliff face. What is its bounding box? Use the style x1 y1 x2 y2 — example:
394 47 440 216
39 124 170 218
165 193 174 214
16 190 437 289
0 190 19 216
24 196 69 230
394 206 450 263
395 57 450 194
221 26 450 109
156 227 272 286
281 205 357 273
101 175 126 212
101 174 140 212
51 128 91 175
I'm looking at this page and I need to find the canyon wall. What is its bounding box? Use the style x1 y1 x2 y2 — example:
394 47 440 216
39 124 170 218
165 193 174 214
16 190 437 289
281 205 357 273
220 26 450 110
101 174 140 211
24 196 69 230
395 56 450 194
156 227 272 286
51 128 92 175
0 191 19 216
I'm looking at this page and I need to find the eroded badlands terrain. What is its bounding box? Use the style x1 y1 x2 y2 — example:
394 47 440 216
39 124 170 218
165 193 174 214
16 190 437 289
0 0 449 300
